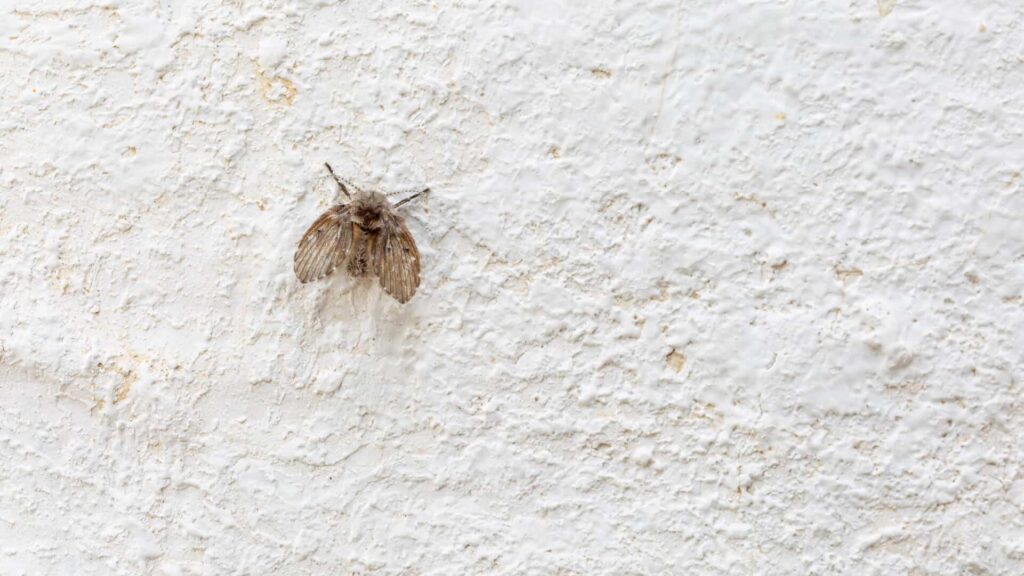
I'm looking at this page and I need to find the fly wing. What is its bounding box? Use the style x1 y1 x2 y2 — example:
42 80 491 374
293 205 352 283
373 210 421 303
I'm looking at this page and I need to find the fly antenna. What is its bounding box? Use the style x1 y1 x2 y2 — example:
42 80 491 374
395 187 430 209
324 163 352 199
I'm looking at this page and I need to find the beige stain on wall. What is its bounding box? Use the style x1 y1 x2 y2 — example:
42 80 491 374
666 348 687 373
257 68 297 106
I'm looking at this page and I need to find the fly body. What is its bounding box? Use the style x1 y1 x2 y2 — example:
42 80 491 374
294 163 429 304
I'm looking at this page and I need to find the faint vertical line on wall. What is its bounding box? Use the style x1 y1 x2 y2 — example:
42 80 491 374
648 1 683 144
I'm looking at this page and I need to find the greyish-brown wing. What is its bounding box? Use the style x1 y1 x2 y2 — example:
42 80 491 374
293 205 352 283
373 211 421 303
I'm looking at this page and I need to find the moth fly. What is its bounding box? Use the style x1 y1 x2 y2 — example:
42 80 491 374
294 163 429 303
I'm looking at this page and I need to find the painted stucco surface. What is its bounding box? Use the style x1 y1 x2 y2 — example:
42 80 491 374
2 0 1024 574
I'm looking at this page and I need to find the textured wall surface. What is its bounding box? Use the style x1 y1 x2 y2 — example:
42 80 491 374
1 0 1023 574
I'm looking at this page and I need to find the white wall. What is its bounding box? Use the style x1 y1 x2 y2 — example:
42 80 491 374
2 0 1023 574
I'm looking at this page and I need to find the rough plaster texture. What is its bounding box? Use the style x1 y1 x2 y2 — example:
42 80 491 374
1 0 1023 574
